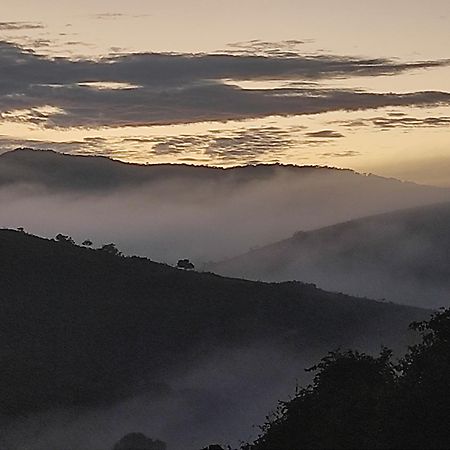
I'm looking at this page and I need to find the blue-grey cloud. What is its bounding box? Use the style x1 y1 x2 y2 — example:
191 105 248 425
0 41 449 128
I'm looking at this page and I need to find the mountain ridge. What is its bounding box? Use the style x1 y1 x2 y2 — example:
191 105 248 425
208 201 450 307
1 147 448 191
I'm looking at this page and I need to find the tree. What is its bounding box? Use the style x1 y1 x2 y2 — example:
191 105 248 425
113 433 167 450
177 259 195 270
55 233 75 244
99 243 122 256
200 446 226 450
82 239 93 247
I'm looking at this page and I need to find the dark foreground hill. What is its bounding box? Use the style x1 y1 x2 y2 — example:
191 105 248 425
1 148 449 263
209 202 450 308
0 230 429 449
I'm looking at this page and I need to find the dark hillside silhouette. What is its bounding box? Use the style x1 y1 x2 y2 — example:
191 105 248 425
0 229 428 420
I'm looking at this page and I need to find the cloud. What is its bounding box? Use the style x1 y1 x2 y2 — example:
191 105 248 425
319 150 360 158
224 39 312 57
90 13 125 20
0 41 449 129
335 115 450 130
306 130 344 139
151 126 297 163
0 125 300 165
0 22 44 31
371 116 450 129
90 13 151 20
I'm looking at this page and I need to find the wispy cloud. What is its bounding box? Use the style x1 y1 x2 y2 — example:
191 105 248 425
90 13 126 20
0 125 303 164
335 115 450 130
151 126 297 162
0 22 44 31
306 130 344 139
90 13 151 20
319 150 360 158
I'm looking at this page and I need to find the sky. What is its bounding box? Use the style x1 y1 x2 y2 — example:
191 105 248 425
1 0 449 186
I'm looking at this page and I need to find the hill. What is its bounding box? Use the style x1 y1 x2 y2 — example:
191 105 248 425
208 202 450 308
0 229 429 450
0 148 449 263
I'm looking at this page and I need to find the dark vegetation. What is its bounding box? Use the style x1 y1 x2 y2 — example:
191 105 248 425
241 308 450 450
177 258 195 270
209 201 450 307
0 229 428 419
113 432 167 450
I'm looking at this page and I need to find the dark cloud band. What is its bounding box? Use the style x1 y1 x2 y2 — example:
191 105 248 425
0 41 449 129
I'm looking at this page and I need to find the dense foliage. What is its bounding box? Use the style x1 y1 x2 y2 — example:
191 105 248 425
244 309 450 450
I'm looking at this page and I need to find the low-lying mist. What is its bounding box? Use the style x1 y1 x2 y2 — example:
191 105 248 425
0 345 315 450
0 335 417 450
1 151 448 265
209 202 450 308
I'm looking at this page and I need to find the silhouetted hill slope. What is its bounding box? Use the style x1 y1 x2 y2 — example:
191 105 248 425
0 229 428 419
1 148 449 263
208 202 450 308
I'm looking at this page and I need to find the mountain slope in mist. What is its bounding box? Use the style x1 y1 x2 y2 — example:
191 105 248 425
208 202 450 308
1 148 449 263
0 230 428 450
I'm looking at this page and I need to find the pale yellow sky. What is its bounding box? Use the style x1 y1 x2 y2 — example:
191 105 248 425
2 0 450 58
1 0 449 186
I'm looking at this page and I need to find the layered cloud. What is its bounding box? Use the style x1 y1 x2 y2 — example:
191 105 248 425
1 41 450 129
0 22 44 31
336 114 450 129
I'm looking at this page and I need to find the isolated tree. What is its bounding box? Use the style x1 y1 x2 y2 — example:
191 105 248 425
177 258 195 270
55 233 75 244
100 243 122 256
113 432 167 450
82 239 93 247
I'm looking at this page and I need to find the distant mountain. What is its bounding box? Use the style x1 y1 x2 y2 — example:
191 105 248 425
0 229 428 449
0 148 449 262
208 202 450 308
